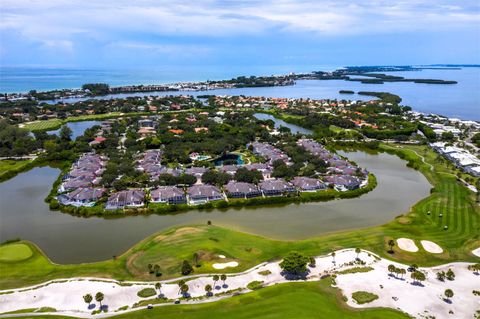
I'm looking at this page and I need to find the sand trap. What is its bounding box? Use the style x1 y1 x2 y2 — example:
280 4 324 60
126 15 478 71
421 240 443 254
218 255 226 259
472 247 480 257
396 238 418 252
212 261 238 269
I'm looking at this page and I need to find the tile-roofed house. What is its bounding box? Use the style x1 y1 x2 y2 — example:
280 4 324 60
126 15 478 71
185 167 209 182
59 178 93 192
244 163 272 179
219 165 240 175
57 187 106 207
291 176 326 191
105 189 146 210
259 179 296 196
324 175 361 191
224 181 262 198
250 141 291 165
150 186 186 204
187 185 224 205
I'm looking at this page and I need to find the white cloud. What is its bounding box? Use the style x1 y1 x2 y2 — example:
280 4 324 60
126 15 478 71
1 0 479 50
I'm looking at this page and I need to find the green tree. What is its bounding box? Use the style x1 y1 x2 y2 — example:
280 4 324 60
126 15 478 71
444 289 454 300
446 268 455 281
279 251 309 275
220 274 227 286
388 264 396 276
205 284 213 296
181 260 193 275
388 240 395 253
155 282 162 294
411 271 426 285
355 247 361 259
95 292 104 307
212 275 219 287
83 294 92 306
180 284 189 296
59 125 73 142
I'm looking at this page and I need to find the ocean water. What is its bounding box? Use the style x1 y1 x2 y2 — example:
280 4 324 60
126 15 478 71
1 66 479 120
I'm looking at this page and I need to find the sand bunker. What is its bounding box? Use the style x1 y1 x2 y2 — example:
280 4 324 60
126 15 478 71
212 261 239 269
472 247 480 257
420 240 443 254
396 238 418 252
218 255 226 259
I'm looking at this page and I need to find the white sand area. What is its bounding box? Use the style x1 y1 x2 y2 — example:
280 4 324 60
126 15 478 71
212 261 239 269
421 240 443 254
396 238 419 252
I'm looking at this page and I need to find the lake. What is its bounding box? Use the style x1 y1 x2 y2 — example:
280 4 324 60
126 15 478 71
47 120 103 139
0 151 430 264
253 113 312 134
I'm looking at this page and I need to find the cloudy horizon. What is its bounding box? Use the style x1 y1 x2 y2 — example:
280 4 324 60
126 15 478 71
1 0 479 68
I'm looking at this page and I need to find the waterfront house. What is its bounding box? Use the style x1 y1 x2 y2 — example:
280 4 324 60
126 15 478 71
324 175 361 191
259 179 296 196
58 187 106 207
58 177 94 192
105 189 146 210
150 186 186 204
224 181 262 198
187 185 224 205
244 163 272 179
291 176 326 191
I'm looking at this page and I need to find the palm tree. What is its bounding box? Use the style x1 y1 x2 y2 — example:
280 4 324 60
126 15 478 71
331 251 336 264
388 240 395 253
95 292 104 308
83 294 93 307
180 284 189 297
444 289 454 301
213 275 219 288
205 284 213 296
148 263 153 274
155 282 162 295
355 248 361 259
154 264 161 277
400 268 406 279
177 280 185 293
220 274 227 286
388 264 396 276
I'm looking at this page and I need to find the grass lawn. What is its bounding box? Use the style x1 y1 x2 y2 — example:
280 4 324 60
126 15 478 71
0 160 33 179
21 119 63 131
0 243 33 262
8 281 410 319
0 144 479 291
352 291 379 304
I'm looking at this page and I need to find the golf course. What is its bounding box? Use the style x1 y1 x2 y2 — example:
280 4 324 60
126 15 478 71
0 143 479 318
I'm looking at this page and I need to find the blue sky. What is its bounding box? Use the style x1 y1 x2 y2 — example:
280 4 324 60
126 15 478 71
1 0 479 68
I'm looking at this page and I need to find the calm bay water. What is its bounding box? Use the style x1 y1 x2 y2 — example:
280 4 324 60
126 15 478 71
1 66 479 120
0 151 430 263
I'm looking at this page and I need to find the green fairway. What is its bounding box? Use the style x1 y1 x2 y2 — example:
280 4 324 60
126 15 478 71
21 119 64 131
0 243 33 262
8 281 410 319
0 144 478 291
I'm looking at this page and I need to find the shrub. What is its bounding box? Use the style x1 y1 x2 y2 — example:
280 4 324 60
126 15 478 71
352 291 379 304
137 288 157 298
247 281 264 290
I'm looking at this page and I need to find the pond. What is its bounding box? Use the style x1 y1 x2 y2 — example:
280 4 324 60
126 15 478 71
214 153 244 166
0 151 430 264
253 113 312 135
47 120 103 139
